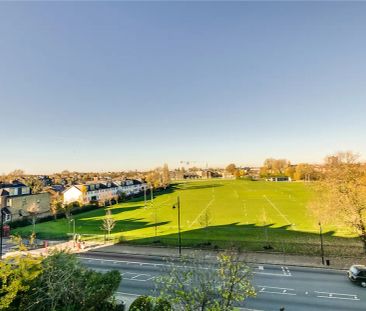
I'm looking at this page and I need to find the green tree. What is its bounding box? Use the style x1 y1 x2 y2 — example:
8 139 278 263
18 251 121 311
129 296 153 311
155 250 255 311
0 254 42 310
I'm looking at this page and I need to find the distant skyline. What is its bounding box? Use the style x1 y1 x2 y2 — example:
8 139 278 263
1 2 366 174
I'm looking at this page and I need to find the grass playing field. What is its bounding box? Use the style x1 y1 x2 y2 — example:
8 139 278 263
13 179 362 255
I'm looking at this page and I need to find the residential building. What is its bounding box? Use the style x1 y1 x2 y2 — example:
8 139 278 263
115 179 147 196
63 182 119 205
0 180 51 222
63 179 147 205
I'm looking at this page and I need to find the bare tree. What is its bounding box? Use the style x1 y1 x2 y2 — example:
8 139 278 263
101 210 116 238
27 202 40 234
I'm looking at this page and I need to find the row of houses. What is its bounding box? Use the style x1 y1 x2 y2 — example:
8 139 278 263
0 181 51 222
63 179 147 205
1 179 147 223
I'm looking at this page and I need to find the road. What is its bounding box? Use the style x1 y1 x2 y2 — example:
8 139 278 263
79 252 366 311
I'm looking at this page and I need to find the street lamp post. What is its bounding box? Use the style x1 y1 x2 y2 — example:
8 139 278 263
318 221 325 265
151 185 157 237
173 196 182 256
144 186 147 208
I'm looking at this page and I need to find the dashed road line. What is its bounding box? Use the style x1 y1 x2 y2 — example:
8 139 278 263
314 291 360 301
257 285 296 296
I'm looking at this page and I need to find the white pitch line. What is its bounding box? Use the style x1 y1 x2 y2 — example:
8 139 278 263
263 195 292 225
189 195 215 228
242 201 249 224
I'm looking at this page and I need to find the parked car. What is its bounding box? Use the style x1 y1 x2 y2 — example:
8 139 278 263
348 265 366 287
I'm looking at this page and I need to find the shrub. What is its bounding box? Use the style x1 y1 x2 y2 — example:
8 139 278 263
153 298 172 311
129 296 153 311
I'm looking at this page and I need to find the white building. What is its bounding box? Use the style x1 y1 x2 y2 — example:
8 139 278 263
114 179 147 196
63 179 147 205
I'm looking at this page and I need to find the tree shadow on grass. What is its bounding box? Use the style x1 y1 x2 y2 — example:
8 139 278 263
79 217 170 233
16 217 171 240
171 183 223 191
109 223 364 257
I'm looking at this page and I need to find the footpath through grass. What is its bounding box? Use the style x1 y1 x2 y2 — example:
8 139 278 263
13 179 363 256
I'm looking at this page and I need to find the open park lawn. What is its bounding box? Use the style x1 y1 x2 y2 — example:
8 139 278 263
13 179 363 255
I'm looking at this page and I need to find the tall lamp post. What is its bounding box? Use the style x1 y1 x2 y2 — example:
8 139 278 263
151 185 158 237
172 196 182 256
318 221 325 265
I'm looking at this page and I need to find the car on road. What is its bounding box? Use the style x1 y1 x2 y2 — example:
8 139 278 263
348 265 366 287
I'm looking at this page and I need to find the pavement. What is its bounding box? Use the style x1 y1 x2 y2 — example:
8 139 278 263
88 243 366 270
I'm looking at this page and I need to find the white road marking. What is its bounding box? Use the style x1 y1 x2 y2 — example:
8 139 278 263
257 285 296 296
258 265 264 270
79 257 166 267
81 257 291 277
314 291 360 301
263 195 292 225
116 291 139 297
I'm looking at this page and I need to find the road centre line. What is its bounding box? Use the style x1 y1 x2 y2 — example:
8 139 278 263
314 291 359 301
257 285 295 291
257 285 296 296
79 257 166 267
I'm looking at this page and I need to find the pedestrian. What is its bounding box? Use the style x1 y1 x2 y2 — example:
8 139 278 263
280 307 285 311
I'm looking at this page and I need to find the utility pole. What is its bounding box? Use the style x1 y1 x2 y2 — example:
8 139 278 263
319 221 325 265
144 186 147 208
173 196 182 256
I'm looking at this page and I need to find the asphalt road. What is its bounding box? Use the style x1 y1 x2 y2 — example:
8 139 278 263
78 252 366 311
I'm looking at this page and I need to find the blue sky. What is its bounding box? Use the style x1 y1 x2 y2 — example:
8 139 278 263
0 2 366 174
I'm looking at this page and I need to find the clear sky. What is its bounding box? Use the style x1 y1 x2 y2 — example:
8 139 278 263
1 2 366 174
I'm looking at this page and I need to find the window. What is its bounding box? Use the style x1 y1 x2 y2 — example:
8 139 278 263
5 213 11 222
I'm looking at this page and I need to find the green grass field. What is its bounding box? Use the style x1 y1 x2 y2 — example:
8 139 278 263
13 179 362 255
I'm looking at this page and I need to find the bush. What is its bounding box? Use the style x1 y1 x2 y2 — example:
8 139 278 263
153 298 172 311
97 300 125 311
129 296 153 311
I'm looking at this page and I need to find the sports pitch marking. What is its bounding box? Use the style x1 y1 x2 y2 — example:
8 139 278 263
263 195 292 225
188 190 216 229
